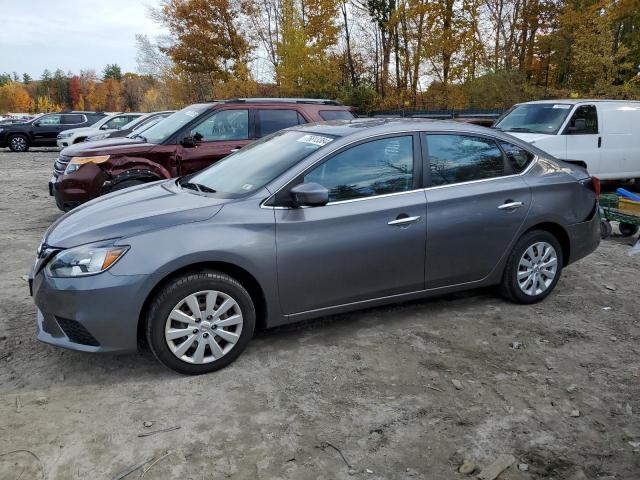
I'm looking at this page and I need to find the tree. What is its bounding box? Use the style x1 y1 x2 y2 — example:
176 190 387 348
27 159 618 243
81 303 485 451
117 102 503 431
22 73 32 84
0 83 32 113
154 0 254 99
103 64 123 81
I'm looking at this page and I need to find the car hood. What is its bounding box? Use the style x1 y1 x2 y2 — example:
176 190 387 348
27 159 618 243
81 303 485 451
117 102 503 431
44 181 226 248
503 132 554 144
60 137 152 157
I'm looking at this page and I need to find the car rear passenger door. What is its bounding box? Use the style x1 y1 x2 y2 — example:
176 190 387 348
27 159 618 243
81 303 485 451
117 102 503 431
423 133 532 289
254 108 306 138
274 134 427 315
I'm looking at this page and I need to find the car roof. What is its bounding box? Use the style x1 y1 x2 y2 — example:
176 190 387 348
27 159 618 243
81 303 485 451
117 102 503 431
518 99 640 105
289 117 495 139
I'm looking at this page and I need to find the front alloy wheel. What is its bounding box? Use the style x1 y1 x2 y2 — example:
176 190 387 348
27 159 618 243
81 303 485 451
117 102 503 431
147 271 255 374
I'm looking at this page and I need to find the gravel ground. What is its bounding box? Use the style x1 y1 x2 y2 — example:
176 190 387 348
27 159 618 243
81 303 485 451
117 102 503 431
0 148 639 480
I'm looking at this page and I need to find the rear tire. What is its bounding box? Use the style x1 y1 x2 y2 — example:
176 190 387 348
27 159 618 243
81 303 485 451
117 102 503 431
619 222 639 237
8 134 29 152
146 271 255 375
600 219 613 239
500 230 563 304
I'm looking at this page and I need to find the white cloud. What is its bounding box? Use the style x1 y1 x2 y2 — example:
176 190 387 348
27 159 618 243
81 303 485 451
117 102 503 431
0 0 166 77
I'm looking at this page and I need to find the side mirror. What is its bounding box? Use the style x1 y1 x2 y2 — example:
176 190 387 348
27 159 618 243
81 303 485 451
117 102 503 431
32 121 40 127
290 182 329 207
180 136 197 148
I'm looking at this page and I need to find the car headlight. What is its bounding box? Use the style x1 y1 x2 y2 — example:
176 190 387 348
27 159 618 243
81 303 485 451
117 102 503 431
45 243 129 277
64 155 110 174
58 132 73 139
87 133 109 141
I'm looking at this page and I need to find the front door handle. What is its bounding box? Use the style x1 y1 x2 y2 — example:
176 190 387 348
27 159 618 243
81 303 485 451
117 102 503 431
388 215 421 226
498 201 524 210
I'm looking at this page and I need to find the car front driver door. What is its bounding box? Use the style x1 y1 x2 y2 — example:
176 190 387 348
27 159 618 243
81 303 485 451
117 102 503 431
274 134 427 315
177 108 251 175
33 114 64 144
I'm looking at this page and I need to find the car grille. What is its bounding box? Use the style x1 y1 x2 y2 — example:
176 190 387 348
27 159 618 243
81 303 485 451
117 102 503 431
55 317 100 347
53 154 72 178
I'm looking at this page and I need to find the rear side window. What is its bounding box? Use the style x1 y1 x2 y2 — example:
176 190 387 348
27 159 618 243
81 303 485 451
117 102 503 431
427 134 504 186
62 114 84 124
499 141 535 173
304 135 414 202
256 109 304 138
564 105 598 134
319 110 355 121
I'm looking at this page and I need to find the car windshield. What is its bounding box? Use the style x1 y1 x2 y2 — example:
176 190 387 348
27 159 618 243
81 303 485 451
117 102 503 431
140 105 209 143
495 103 572 134
186 130 336 196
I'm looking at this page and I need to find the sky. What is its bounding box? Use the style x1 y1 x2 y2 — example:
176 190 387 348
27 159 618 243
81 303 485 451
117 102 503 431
0 0 166 79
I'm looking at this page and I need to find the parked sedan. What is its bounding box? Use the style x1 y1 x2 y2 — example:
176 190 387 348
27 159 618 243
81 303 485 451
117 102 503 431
31 119 601 374
84 111 175 142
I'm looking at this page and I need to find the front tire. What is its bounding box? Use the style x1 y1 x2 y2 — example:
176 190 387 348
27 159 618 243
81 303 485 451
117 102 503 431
146 271 255 375
500 230 563 304
105 179 145 194
8 134 29 152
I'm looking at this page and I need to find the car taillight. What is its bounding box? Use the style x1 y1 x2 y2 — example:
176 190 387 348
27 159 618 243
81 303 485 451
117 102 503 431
591 176 601 199
580 176 600 200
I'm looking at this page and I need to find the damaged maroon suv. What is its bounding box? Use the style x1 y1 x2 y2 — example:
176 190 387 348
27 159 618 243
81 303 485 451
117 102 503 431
50 98 355 211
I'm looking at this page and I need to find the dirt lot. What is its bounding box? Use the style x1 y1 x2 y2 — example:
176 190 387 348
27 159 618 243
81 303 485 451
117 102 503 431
0 148 639 480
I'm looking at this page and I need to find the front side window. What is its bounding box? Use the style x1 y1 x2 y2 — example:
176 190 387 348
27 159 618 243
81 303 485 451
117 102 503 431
38 114 62 125
304 135 414 203
427 134 504 186
256 109 304 138
104 116 131 129
191 109 249 141
500 141 535 173
564 105 598 135
495 103 572 134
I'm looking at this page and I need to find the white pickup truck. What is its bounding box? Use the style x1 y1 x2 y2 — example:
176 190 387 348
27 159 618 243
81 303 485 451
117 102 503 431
494 100 640 182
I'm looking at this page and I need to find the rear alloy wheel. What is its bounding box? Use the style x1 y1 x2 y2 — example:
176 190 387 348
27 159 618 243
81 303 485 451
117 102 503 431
146 271 255 374
8 134 29 152
500 230 563 304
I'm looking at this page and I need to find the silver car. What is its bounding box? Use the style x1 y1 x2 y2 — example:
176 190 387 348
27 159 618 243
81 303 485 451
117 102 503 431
31 119 601 374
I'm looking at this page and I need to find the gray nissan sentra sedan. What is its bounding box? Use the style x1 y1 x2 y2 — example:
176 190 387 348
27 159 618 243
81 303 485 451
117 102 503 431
31 118 601 374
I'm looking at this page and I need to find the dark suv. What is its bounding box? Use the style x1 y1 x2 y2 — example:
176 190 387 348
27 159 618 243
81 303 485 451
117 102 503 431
50 98 355 211
0 111 106 152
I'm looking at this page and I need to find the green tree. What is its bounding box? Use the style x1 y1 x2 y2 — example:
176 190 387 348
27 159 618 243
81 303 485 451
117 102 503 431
103 64 123 81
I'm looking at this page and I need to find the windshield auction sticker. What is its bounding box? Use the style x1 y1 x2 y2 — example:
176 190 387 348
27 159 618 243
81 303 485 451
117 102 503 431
552 105 571 109
297 135 333 146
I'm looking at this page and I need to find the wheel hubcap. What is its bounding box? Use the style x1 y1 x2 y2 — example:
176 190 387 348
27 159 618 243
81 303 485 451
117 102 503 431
164 290 243 364
517 241 558 296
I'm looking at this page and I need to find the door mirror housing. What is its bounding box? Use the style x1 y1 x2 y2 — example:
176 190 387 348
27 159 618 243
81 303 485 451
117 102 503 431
180 135 197 148
32 121 40 127
290 182 329 207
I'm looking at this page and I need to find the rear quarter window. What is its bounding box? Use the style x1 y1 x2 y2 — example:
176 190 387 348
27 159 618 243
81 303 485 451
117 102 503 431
319 110 355 121
499 141 535 173
62 114 85 124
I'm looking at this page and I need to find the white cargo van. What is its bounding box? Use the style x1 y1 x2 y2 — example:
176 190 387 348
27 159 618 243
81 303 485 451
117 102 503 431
494 100 640 181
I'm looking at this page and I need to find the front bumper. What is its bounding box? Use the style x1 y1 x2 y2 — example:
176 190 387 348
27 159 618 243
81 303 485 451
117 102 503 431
566 208 601 265
50 163 107 211
32 269 149 353
56 139 71 148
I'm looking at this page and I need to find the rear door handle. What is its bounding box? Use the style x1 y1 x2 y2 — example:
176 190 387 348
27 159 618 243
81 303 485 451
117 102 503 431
388 215 421 226
498 201 524 210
